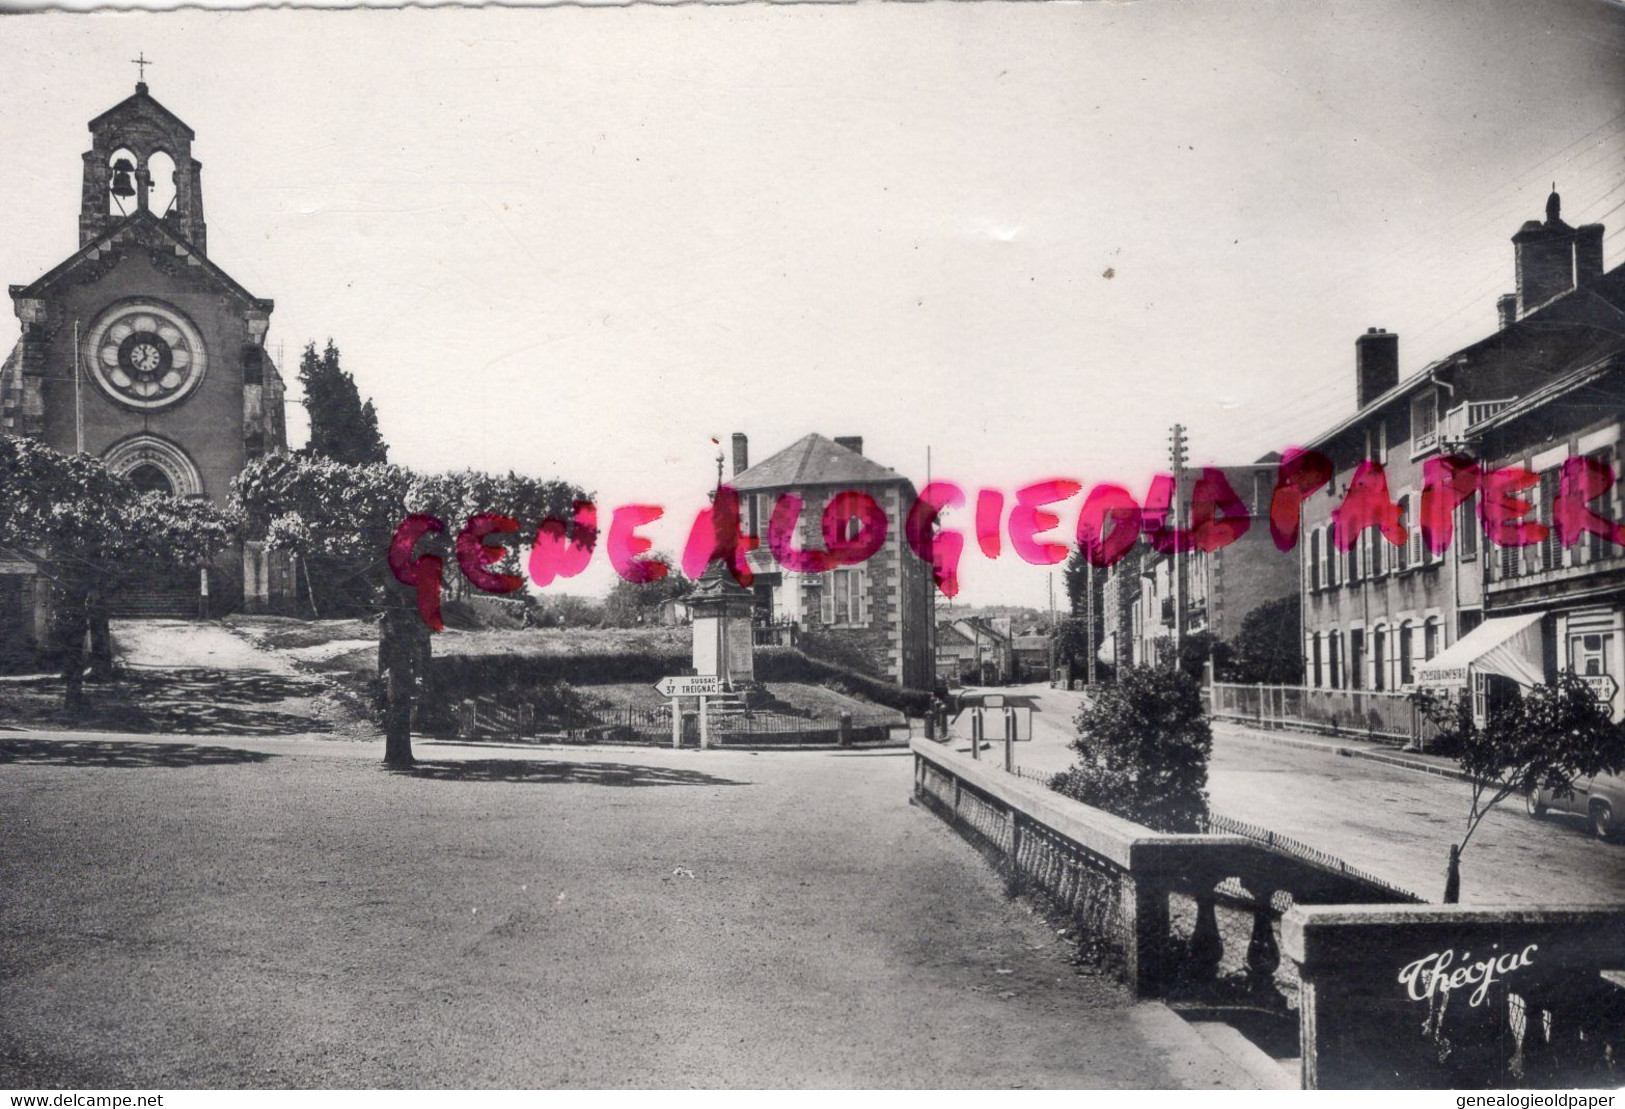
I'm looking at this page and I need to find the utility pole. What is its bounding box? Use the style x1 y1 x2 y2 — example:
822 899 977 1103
1169 423 1189 668
927 444 936 691
1085 560 1097 687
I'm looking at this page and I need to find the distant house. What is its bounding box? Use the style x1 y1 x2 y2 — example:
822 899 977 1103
934 620 977 683
729 432 933 688
935 615 1013 684
1010 633 1051 682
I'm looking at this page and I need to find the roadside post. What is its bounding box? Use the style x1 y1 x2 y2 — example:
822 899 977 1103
838 712 852 748
699 695 710 749
671 697 682 748
970 708 982 759
1003 706 1015 772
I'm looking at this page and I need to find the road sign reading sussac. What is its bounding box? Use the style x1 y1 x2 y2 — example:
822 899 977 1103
655 675 725 698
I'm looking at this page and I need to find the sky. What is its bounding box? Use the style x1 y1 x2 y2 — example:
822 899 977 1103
1 0 1623 607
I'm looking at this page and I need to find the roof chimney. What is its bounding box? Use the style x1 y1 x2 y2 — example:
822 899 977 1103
1497 294 1518 331
731 433 748 477
1513 187 1578 316
834 436 864 456
1577 224 1605 285
1355 328 1399 409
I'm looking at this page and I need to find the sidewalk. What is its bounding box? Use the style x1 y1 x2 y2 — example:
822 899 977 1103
1208 717 1468 782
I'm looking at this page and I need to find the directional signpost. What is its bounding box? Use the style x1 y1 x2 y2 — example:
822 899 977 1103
655 675 726 698
656 675 726 748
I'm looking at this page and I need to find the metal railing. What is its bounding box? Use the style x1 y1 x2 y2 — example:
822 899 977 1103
1209 681 1443 746
1203 811 1420 903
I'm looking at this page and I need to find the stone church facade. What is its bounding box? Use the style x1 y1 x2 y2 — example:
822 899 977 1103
1 81 292 656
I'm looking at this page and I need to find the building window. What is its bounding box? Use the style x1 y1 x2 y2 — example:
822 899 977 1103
1372 626 1387 691
1569 632 1614 684
1411 391 1438 455
1424 617 1440 662
1312 633 1324 688
1310 528 1322 592
1405 493 1424 569
1349 629 1365 691
821 568 866 627
1400 620 1414 686
1328 631 1342 690
1457 494 1477 561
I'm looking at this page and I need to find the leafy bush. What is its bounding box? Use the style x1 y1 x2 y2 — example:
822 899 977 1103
1049 665 1211 833
1418 672 1625 900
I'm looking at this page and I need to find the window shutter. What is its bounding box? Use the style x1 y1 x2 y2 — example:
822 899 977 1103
1310 530 1321 591
1540 468 1561 570
820 573 835 624
1404 494 1417 569
1588 451 1611 563
857 568 870 626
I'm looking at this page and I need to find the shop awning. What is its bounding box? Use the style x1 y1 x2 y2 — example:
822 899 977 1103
1414 612 1545 689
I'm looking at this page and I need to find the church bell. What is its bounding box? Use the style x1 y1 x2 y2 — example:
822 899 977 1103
109 158 136 199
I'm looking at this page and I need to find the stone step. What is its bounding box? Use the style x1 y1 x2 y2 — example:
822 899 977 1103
1185 1020 1299 1090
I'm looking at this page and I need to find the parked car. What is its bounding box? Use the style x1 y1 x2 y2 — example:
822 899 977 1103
1526 772 1625 840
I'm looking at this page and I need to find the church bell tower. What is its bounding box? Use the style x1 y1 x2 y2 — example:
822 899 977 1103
1 69 291 618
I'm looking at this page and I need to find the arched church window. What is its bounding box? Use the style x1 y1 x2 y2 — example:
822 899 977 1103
147 151 178 219
241 344 264 386
107 148 139 217
126 463 175 497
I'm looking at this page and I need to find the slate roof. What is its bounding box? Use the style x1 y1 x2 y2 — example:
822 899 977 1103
731 433 906 492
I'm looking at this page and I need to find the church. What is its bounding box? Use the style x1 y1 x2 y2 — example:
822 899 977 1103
0 75 292 656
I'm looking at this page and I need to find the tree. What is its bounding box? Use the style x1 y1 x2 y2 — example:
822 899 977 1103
535 593 602 628
1228 594 1302 684
297 340 387 465
0 435 237 707
1155 629 1230 684
1049 664 1212 833
1419 673 1625 902
232 453 585 766
600 555 691 627
1053 617 1092 685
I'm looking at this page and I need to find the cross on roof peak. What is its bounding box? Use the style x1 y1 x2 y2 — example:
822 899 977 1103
132 52 152 83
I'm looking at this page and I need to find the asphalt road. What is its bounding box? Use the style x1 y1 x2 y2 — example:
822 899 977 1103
0 732 1252 1089
986 683 1625 905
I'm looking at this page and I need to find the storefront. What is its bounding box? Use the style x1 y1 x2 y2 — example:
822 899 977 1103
1413 611 1545 724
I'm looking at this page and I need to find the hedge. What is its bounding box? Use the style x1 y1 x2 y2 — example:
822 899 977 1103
425 644 932 716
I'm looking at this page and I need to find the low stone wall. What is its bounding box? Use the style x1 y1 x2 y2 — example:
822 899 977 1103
910 738 1409 1001
1284 904 1625 1089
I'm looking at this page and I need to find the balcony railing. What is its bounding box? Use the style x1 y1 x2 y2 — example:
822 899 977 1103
1438 398 1515 447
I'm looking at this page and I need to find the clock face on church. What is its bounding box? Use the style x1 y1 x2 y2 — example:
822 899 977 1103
84 302 208 410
